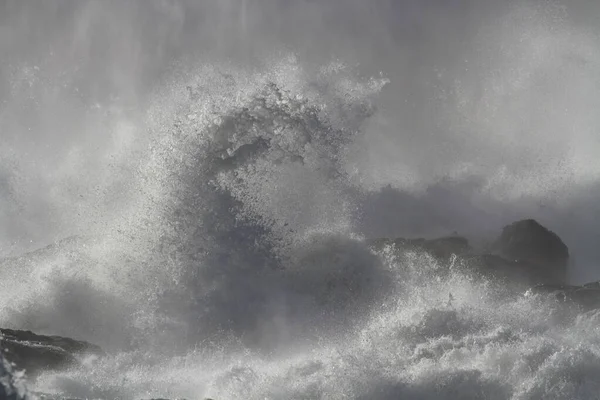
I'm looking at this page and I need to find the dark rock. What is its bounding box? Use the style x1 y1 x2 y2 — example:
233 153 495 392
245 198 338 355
492 219 569 284
368 219 571 287
0 328 103 377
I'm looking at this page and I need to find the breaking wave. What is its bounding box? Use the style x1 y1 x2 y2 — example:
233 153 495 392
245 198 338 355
0 55 596 400
2 2 600 399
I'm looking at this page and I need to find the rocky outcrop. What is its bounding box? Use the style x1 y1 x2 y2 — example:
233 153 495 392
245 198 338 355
368 219 570 287
0 328 103 378
491 219 569 284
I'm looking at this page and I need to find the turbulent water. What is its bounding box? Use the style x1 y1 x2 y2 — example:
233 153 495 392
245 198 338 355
2 1 600 399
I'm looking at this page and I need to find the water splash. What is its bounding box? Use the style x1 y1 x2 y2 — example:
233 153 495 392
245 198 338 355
2 2 600 399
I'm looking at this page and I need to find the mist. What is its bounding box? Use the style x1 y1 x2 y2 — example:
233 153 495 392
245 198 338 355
2 0 600 282
3 1 600 398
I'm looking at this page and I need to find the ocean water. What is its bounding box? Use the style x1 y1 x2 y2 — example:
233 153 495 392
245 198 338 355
1 1 600 399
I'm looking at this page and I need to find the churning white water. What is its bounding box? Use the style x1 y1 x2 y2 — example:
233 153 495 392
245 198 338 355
2 1 600 399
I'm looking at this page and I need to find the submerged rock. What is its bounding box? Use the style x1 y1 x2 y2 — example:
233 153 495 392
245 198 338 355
0 328 103 378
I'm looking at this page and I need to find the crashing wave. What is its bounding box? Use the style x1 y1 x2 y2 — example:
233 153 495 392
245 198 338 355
4 55 600 400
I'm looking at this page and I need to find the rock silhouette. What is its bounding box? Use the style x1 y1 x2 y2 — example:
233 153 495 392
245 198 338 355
0 328 103 378
491 219 569 284
368 219 570 287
